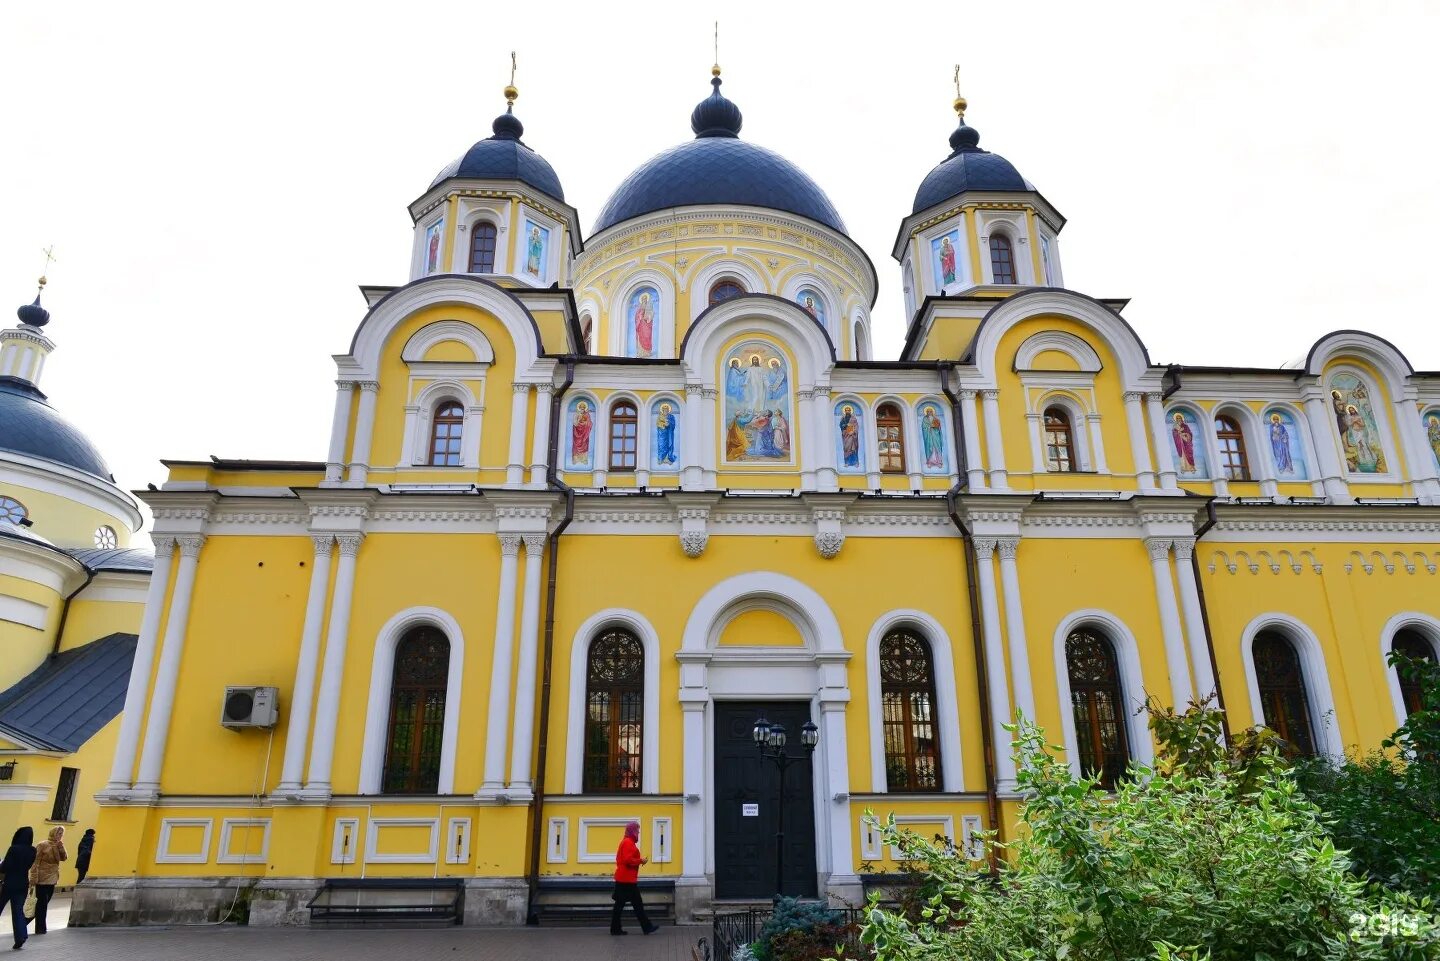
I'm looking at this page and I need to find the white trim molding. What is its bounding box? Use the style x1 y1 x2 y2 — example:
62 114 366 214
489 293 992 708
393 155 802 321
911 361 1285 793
564 609 663 795
864 610 964 793
1052 610 1155 778
216 818 271 865
1239 613 1345 757
156 818 213 865
331 818 359 865
546 817 570 863
577 816 642 864
364 817 440 864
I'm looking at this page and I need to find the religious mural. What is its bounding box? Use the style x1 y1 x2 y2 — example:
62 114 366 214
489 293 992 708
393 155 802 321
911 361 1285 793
523 220 549 282
652 398 680 470
1427 410 1440 470
1262 408 1309 480
931 230 960 289
917 402 948 474
796 288 827 334
835 401 864 472
722 341 792 464
423 219 444 275
564 396 595 471
1328 372 1388 474
625 286 659 358
1167 407 1208 477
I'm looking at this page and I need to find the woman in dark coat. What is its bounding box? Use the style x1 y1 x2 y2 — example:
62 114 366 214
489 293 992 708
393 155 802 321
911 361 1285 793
609 821 657 936
0 827 35 949
74 830 95 884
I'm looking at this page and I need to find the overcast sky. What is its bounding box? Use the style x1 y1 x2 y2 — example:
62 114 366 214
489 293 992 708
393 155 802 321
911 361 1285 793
3 1 1438 529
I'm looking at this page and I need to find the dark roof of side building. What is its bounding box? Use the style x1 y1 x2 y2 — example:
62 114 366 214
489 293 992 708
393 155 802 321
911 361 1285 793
64 547 154 573
0 633 137 752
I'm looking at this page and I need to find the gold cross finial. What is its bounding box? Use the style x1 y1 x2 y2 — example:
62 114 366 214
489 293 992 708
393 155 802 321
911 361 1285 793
952 64 967 119
38 245 56 287
712 22 721 77
504 51 518 105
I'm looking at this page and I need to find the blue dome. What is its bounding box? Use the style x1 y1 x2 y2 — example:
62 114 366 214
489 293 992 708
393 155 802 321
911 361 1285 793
430 110 565 202
912 122 1032 214
0 377 113 480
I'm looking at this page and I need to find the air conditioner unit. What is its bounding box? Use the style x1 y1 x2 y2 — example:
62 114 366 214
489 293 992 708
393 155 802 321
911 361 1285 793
221 686 279 730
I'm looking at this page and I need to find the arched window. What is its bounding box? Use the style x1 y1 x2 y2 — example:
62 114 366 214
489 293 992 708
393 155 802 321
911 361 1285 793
428 402 464 466
879 631 942 791
580 314 593 354
1065 628 1130 788
876 403 906 473
468 221 498 273
1215 415 1251 481
583 629 644 793
1253 631 1316 756
989 234 1016 284
708 279 745 305
1044 407 1076 472
1392 629 1437 716
382 626 451 794
0 496 28 525
608 400 638 471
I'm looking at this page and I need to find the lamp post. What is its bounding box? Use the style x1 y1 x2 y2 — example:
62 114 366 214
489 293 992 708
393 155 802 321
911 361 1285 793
752 715 819 899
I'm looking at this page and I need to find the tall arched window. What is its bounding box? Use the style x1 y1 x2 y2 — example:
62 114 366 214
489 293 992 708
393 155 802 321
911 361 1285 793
580 314 593 354
876 403 906 473
880 630 942 791
1215 415 1251 481
468 221 498 273
583 629 644 793
1253 631 1315 756
989 234 1016 284
428 402 464 466
383 626 451 794
1044 407 1076 472
1066 628 1130 788
1392 629 1437 716
608 400 638 471
708 279 745 305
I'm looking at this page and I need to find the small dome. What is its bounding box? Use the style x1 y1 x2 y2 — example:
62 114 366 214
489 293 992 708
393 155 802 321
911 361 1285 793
17 293 49 328
593 75 846 236
0 377 113 479
912 121 1033 215
430 107 565 202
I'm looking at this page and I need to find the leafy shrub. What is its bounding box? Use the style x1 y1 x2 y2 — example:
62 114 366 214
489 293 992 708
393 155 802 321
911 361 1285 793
753 897 842 961
767 921 865 961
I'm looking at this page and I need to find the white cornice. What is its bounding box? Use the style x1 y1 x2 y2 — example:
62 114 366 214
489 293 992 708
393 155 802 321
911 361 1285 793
0 536 87 594
0 453 142 532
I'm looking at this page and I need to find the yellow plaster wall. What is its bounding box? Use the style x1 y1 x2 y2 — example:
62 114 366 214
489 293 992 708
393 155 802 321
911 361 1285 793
0 482 132 548
58 596 144 652
717 609 805 647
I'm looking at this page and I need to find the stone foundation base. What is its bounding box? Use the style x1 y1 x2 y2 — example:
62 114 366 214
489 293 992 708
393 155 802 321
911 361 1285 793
462 877 529 925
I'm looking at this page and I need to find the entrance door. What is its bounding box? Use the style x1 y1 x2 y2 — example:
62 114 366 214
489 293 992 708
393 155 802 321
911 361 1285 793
713 701 818 899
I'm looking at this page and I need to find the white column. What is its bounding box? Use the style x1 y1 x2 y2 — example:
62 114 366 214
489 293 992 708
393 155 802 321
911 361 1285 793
133 535 206 796
1300 387 1351 502
820 698 858 886
959 390 985 489
1144 537 1193 708
1171 538 1217 702
326 381 355 484
701 388 720 488
812 387 837 491
507 383 531 486
276 535 335 793
1086 413 1109 474
679 698 707 879
104 535 176 793
996 537 1036 722
528 384 553 485
1145 393 1179 490
304 533 364 796
1025 412 1045 474
479 533 523 797
797 390 817 491
1123 392 1156 489
507 533 547 796
682 384 704 490
347 381 380 486
980 390 1008 489
971 538 1016 789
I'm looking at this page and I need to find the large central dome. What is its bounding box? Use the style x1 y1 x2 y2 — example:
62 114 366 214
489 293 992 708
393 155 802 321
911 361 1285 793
592 75 847 236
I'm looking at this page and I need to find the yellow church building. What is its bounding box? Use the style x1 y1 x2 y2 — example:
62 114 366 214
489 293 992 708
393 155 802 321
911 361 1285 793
73 69 1440 925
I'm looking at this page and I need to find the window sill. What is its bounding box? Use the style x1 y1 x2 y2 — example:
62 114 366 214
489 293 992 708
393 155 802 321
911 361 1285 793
44 819 76 826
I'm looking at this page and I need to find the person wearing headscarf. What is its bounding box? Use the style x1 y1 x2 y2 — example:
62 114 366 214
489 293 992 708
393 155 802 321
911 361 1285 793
0 827 35 949
609 820 657 936
75 829 95 884
27 827 65 934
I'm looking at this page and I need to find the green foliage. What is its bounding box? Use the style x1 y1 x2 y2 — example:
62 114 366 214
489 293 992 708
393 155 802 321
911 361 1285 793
860 707 1437 960
753 897 843 961
1294 651 1440 900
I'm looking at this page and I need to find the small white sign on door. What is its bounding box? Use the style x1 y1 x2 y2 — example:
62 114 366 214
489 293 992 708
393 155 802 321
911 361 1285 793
741 803 759 817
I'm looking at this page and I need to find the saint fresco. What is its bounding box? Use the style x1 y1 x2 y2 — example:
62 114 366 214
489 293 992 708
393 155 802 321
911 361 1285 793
652 399 680 470
1263 408 1308 479
1427 412 1440 470
931 230 960 289
565 397 594 471
796 288 827 334
523 219 549 282
836 402 863 472
625 286 658 358
918 403 947 473
722 341 792 464
1329 373 1388 474
1168 408 1207 477
423 219 444 275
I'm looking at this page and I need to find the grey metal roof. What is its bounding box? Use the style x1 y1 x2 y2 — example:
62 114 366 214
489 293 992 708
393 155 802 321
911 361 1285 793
0 633 137 752
0 376 113 480
64 547 154 574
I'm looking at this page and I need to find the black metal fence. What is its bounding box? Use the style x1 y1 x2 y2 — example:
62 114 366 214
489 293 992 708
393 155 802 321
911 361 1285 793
707 906 869 961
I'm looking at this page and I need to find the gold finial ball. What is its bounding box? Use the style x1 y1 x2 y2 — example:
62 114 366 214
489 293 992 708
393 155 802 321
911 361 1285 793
504 84 519 102
711 63 721 77
953 95 968 117
37 276 47 288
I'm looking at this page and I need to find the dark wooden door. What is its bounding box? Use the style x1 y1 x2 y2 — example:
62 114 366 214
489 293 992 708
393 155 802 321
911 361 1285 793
713 701 818 899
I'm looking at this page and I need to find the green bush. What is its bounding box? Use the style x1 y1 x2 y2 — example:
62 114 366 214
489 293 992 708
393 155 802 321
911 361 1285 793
753 897 843 961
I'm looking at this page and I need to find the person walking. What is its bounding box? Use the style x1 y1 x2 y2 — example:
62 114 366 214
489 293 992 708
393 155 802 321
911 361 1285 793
27 828 64 935
609 820 657 936
74 829 94 884
0 828 35 949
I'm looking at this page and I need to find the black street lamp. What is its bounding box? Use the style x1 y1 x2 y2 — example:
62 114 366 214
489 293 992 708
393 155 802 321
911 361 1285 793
752 715 820 899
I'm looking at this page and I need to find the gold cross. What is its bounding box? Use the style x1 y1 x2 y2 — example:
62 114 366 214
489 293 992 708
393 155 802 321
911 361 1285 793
510 51 516 87
714 21 719 67
953 64 961 98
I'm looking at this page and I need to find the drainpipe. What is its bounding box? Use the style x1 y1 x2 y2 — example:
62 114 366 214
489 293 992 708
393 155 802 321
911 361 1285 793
937 362 1003 873
1190 498 1231 743
526 358 576 924
52 559 96 656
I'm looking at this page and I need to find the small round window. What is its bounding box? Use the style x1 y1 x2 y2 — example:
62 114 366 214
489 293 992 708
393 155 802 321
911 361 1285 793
0 497 27 525
94 526 117 549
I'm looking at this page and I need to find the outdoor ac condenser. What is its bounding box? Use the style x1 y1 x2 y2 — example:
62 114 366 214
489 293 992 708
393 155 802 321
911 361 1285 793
220 686 279 730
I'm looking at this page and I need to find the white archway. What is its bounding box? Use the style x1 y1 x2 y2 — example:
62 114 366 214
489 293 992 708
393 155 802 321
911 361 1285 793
1239 613 1345 757
1052 609 1154 779
564 609 663 795
864 610 965 793
1380 611 1440 725
358 607 466 795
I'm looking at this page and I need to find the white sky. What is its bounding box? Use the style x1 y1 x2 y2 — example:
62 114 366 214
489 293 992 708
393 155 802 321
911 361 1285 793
3 1 1438 530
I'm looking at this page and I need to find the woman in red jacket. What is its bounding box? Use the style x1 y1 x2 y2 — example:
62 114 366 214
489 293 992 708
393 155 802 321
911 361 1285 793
610 821 657 935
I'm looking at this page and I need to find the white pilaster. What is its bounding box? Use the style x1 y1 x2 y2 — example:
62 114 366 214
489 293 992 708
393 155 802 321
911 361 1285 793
1171 538 1217 702
972 538 1016 790
682 384 704 490
133 535 206 796
820 698 859 887
326 381 355 484
478 533 522 798
1123 392 1156 489
1144 393 1179 490
528 384 553 485
1145 537 1193 708
980 390 1008 489
1086 412 1109 474
346 381 380 487
507 533 547 796
797 389 818 491
507 383 531 486
959 390 985 489
1025 412 1045 474
1301 385 1351 502
104 535 176 793
679 698 707 879
812 387 838 492
1395 394 1440 503
276 535 335 793
701 388 720 488
303 533 365 796
996 537 1036 722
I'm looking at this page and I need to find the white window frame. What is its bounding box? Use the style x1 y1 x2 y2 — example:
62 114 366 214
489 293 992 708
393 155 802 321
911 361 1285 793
564 609 662 795
1053 610 1154 779
1239 613 1345 757
1380 612 1440 725
864 610 965 793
